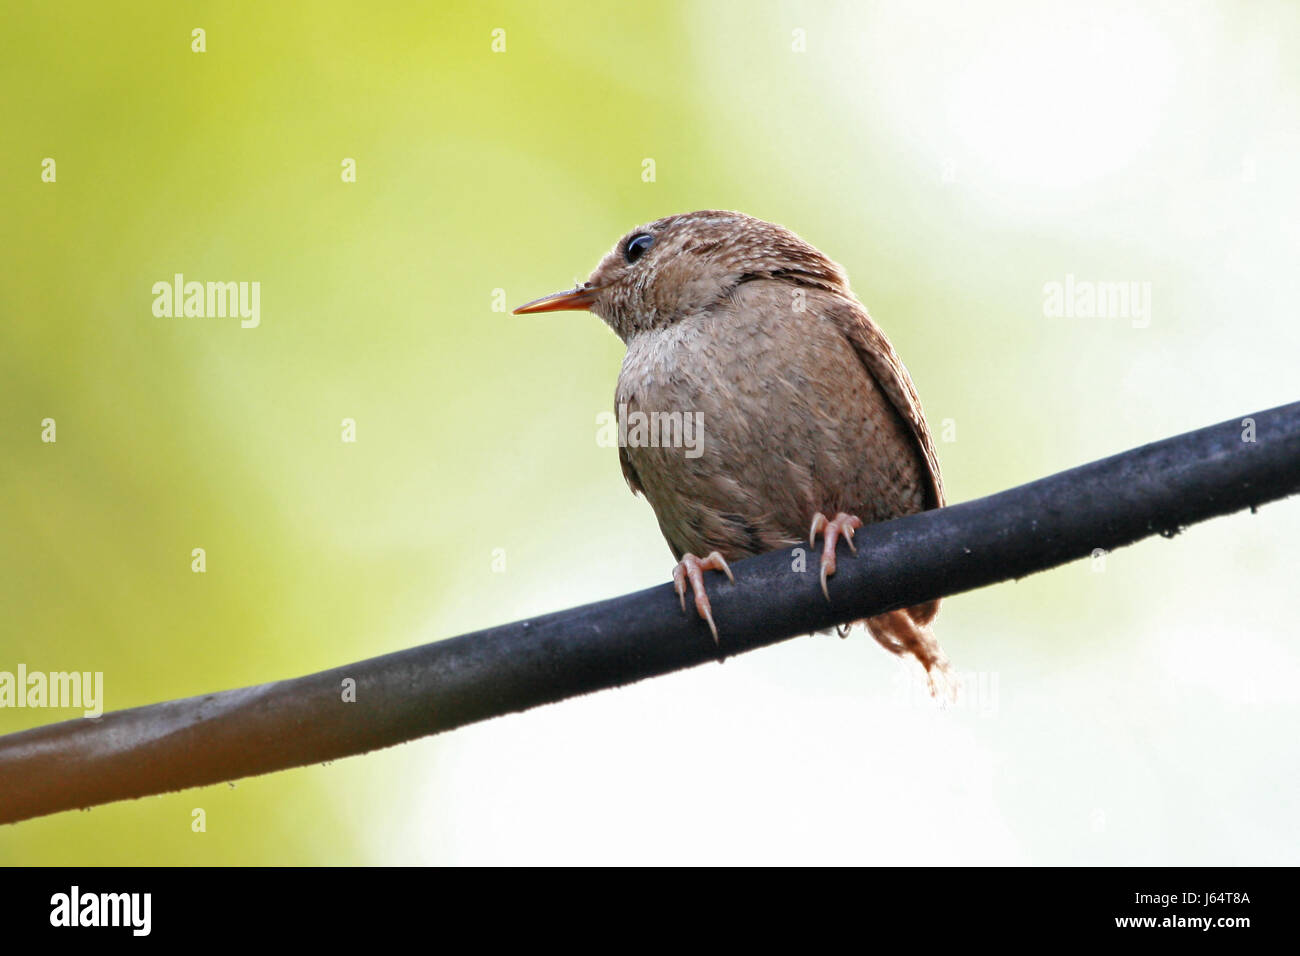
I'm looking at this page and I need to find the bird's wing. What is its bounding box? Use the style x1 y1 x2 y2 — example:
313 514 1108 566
823 296 945 509
618 432 644 497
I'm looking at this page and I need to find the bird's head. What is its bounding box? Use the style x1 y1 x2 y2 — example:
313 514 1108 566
513 210 850 340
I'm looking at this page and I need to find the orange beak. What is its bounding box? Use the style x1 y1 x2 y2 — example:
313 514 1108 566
512 285 600 314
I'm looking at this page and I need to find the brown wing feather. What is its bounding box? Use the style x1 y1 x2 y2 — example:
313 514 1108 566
822 296 945 510
821 295 945 636
618 433 644 497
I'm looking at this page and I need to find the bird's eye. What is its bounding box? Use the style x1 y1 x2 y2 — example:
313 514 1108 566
624 233 655 264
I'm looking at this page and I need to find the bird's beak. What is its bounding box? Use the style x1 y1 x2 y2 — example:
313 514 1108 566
512 285 600 314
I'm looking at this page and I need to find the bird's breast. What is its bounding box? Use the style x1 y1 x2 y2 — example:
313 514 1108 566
613 298 927 561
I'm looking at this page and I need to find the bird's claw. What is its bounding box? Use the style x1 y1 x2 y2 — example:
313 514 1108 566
808 512 863 600
671 551 734 644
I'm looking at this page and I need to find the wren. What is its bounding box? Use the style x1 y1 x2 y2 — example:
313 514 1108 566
516 210 952 695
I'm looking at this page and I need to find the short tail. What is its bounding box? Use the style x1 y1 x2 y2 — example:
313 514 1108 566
866 599 955 701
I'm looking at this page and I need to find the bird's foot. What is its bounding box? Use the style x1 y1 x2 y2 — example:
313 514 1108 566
808 512 863 599
671 551 735 644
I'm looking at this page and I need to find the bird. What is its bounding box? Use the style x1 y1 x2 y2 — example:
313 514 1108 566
514 210 953 696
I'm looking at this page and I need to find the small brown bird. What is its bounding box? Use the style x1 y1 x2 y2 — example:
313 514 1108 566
515 210 952 694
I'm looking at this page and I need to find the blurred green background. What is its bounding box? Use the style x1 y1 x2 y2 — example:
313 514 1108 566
2 0 1297 864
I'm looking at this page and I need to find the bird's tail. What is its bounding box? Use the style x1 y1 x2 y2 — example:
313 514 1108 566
866 600 956 701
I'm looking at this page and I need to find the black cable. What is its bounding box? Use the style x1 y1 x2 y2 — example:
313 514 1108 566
1 402 1297 825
